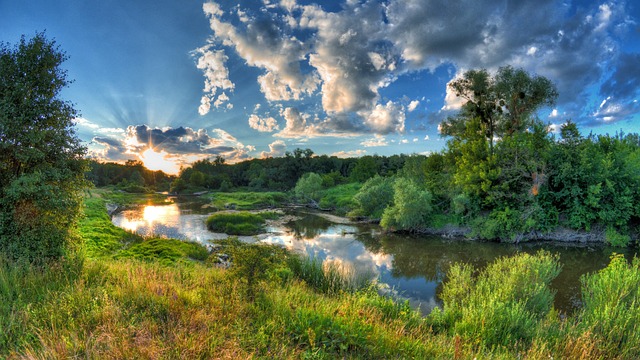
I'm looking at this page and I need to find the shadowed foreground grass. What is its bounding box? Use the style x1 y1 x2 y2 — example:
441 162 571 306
1 196 639 359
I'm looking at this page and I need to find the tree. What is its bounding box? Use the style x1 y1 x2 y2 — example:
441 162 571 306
380 178 433 232
294 172 323 203
351 175 394 219
441 66 557 154
0 33 87 262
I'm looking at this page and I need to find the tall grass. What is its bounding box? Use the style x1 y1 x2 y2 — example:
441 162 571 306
430 250 562 349
287 256 373 295
576 254 640 358
4 192 640 358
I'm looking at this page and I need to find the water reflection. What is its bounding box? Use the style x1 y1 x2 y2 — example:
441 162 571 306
112 200 637 315
112 201 226 242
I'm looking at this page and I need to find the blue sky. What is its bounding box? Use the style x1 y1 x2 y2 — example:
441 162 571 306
1 0 639 173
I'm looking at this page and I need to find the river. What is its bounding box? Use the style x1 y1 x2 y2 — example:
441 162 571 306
111 196 637 315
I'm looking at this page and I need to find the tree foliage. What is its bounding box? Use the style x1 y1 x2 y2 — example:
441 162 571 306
0 33 87 262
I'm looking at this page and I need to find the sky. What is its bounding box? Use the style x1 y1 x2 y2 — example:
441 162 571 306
1 0 639 174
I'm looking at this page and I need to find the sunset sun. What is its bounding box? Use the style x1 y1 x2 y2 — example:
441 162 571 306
140 148 180 175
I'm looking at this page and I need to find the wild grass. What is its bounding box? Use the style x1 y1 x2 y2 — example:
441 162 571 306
208 191 289 210
206 211 279 235
318 182 361 215
3 191 640 358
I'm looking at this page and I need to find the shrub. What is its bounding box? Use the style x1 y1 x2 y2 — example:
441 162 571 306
577 254 640 358
0 34 88 262
350 176 394 219
294 173 324 203
380 178 432 231
605 227 630 247
431 251 561 348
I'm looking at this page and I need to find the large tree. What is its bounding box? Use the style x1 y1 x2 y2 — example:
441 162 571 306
0 33 87 262
441 66 558 154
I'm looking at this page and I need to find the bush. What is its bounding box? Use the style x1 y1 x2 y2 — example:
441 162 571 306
578 254 640 358
605 227 630 247
350 176 394 219
294 173 324 203
0 34 87 262
380 178 432 231
431 251 561 348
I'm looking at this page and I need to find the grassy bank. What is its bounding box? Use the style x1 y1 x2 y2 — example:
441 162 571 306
206 211 279 236
208 191 289 210
2 193 640 358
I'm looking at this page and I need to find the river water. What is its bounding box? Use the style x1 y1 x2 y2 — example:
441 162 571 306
112 196 637 315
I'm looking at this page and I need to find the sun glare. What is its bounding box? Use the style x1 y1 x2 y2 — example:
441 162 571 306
140 148 180 175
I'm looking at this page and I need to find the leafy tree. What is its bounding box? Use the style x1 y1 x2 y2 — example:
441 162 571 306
349 155 379 182
350 175 394 219
381 178 432 232
294 172 323 203
441 66 557 154
0 33 87 262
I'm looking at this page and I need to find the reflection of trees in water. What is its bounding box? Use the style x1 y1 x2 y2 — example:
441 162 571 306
285 212 335 239
280 211 631 314
357 232 524 282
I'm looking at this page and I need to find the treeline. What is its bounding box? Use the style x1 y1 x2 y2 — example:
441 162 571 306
86 160 175 192
169 149 407 193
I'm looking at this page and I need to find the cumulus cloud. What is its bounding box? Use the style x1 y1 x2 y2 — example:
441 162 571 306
360 134 388 147
90 125 252 167
202 2 318 102
248 114 279 132
197 0 639 133
361 101 405 134
261 140 287 158
192 45 235 115
407 100 420 112
331 149 366 158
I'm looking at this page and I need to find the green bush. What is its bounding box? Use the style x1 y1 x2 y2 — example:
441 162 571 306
605 227 631 247
350 176 394 219
380 178 432 231
0 34 88 262
431 251 561 348
294 172 324 202
578 254 640 358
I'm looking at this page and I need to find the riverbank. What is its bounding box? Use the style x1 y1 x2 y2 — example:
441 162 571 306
3 191 640 358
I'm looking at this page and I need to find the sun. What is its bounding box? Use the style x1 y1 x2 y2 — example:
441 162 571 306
140 148 180 175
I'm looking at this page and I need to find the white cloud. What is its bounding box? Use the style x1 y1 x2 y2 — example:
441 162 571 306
441 72 467 111
248 114 279 132
549 109 559 118
73 117 100 129
361 101 405 134
407 100 420 112
360 134 388 147
331 149 366 158
261 140 287 158
192 45 234 115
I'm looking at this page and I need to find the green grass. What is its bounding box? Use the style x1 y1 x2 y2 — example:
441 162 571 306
208 191 289 210
318 183 361 215
206 211 279 235
3 190 640 358
86 187 171 206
